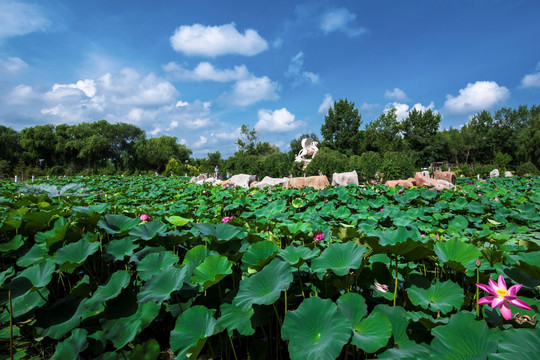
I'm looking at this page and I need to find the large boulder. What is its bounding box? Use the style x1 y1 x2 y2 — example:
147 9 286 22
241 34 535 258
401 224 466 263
190 173 210 183
504 171 513 177
490 169 500 178
286 176 330 190
414 173 448 190
228 174 257 188
385 179 415 188
331 170 359 186
251 176 289 189
433 171 456 185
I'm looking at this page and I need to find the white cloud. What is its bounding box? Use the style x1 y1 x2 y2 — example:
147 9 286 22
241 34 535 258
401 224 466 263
52 79 96 97
520 71 540 88
384 88 408 102
0 1 51 40
163 61 249 82
318 93 333 113
360 102 379 111
443 81 509 114
193 135 208 148
149 127 161 136
285 52 320 87
255 108 302 133
6 84 39 105
320 8 367 37
384 101 438 121
0 57 28 74
384 102 410 121
170 23 268 57
220 75 279 107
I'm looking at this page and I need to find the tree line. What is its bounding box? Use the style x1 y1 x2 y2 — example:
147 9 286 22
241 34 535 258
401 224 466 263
1 101 538 180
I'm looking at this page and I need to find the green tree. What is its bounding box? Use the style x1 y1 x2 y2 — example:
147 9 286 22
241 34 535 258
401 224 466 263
401 108 441 166
236 124 258 155
363 108 402 153
19 124 57 168
320 99 362 155
0 125 20 169
136 135 192 173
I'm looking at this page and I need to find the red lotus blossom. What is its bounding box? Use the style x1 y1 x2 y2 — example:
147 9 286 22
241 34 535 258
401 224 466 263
314 231 324 242
374 282 389 293
476 275 532 320
222 216 233 223
140 214 151 222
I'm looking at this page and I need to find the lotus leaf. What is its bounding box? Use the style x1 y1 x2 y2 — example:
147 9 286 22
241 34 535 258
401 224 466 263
242 240 278 271
54 233 100 271
137 266 188 304
137 251 180 281
17 258 56 288
17 242 49 267
98 214 140 235
104 236 140 261
434 238 481 276
491 326 540 360
191 254 233 290
50 328 88 360
281 297 352 360
166 215 192 226
0 234 24 253
130 339 161 360
218 302 255 336
430 311 498 359
233 258 293 311
407 279 464 314
170 305 217 359
194 222 247 242
279 245 320 265
311 241 367 279
85 270 131 311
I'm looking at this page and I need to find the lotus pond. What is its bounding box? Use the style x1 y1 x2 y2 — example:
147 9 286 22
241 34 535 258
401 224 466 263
0 175 539 359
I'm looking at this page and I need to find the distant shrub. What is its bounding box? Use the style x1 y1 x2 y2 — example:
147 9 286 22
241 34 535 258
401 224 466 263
48 165 64 176
473 164 496 178
305 148 348 177
516 162 539 176
349 151 382 183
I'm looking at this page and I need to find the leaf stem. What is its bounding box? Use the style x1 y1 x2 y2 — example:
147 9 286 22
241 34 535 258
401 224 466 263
9 289 13 360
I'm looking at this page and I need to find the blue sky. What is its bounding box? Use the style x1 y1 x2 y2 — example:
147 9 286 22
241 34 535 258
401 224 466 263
1 0 539 158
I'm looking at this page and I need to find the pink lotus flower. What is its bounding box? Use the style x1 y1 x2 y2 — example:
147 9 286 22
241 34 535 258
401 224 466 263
380 208 384 212
314 231 324 242
371 180 377 184
478 193 482 197
476 275 532 320
140 214 151 222
398 189 404 194
222 216 233 223
374 282 389 293
494 197 499 202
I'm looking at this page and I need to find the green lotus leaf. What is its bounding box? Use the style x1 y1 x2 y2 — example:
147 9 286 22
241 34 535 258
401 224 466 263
364 227 427 259
35 217 69 248
182 244 218 276
466 201 485 214
54 233 100 271
194 223 247 242
101 301 160 349
0 287 49 320
50 328 88 360
166 215 193 226
137 266 188 304
448 215 469 233
85 270 131 312
449 197 468 210
421 188 439 200
98 214 140 235
0 234 24 253
104 236 140 261
170 305 217 359
191 254 233 290
507 251 540 279
17 258 56 288
17 242 49 267
434 238 481 276
513 203 537 221
37 296 86 339
311 241 367 279
430 311 498 359
279 245 320 265
233 258 293 311
218 302 255 336
378 340 430 359
407 279 464 314
0 277 33 305
372 305 409 345
130 339 161 360
292 198 304 208
0 267 15 287
242 240 278 272
285 221 311 235
23 209 55 232
72 203 109 214
491 327 540 360
129 221 167 240
137 251 180 281
336 292 391 352
281 297 352 360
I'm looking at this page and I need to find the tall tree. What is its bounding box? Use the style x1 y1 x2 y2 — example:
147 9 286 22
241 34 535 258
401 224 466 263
401 108 442 165
363 108 402 153
0 125 20 166
320 99 362 155
136 135 191 173
235 124 258 155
